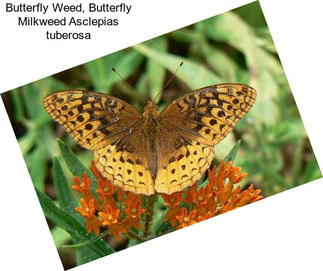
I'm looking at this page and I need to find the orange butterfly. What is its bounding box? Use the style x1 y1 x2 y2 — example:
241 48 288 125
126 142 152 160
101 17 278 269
43 83 256 195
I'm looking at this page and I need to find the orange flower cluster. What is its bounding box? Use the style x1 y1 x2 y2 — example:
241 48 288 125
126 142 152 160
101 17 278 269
72 162 145 241
72 160 263 241
162 160 263 229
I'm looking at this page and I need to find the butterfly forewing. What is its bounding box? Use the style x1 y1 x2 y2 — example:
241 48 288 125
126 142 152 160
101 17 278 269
43 90 142 150
159 84 256 145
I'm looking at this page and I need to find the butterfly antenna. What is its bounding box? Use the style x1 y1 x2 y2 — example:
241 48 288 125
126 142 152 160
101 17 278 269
111 67 138 92
111 67 146 104
152 61 184 104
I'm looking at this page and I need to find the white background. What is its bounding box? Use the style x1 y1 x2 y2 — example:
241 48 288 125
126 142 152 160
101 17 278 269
1 0 323 270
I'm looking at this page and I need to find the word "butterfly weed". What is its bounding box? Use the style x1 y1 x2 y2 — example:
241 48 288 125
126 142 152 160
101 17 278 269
43 82 256 195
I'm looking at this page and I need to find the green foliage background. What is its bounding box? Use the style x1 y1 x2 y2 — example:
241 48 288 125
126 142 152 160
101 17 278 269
2 2 321 269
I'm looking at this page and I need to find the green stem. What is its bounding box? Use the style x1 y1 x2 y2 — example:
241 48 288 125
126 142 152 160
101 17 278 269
142 194 157 240
127 230 143 242
62 230 109 249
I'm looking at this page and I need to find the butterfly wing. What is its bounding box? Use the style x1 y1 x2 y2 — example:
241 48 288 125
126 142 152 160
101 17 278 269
43 90 142 150
94 123 155 195
43 90 155 195
154 83 256 194
155 125 215 194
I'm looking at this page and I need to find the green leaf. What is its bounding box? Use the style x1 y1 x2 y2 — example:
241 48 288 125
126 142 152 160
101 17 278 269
248 151 290 189
197 11 286 126
170 28 203 43
255 29 277 53
224 140 241 164
136 73 148 95
303 155 322 183
36 189 82 235
86 57 108 91
58 139 95 180
250 70 280 125
253 47 284 81
233 1 267 27
52 226 71 248
199 42 236 82
103 50 144 91
292 138 304 187
268 120 307 147
37 125 61 158
57 139 97 195
155 220 173 237
36 189 114 264
53 157 82 223
151 209 168 236
22 83 43 120
85 50 124 91
199 12 258 72
86 50 144 93
133 43 221 89
24 147 47 191
18 130 37 156
21 77 68 121
151 195 168 235
213 133 236 161
10 88 25 122
44 76 69 93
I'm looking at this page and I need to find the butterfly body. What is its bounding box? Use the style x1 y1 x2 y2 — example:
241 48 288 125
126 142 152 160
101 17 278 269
43 83 256 195
142 101 159 179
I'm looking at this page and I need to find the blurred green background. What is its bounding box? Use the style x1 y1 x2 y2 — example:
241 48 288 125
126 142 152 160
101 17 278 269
1 1 321 269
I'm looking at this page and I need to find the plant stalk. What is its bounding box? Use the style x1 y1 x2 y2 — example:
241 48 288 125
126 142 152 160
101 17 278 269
142 194 157 240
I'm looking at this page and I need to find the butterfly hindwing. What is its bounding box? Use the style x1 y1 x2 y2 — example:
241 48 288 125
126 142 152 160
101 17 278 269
93 122 155 195
155 133 214 194
43 90 142 150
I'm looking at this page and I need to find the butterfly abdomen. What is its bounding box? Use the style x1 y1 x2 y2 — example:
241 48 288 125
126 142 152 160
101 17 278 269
143 102 160 180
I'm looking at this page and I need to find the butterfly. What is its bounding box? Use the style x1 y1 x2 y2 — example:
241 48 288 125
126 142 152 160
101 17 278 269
43 83 256 195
